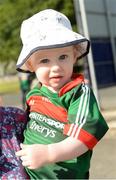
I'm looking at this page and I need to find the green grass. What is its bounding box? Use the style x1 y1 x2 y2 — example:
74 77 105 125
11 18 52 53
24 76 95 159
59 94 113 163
0 78 20 94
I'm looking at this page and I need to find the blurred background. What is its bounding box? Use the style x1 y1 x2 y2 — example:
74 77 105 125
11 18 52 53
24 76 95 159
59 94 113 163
0 0 116 178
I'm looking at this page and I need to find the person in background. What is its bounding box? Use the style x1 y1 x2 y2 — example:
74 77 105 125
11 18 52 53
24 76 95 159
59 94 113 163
15 9 109 179
18 72 35 109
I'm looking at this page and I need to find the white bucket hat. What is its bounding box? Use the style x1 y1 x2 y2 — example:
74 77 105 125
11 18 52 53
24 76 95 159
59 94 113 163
16 9 90 72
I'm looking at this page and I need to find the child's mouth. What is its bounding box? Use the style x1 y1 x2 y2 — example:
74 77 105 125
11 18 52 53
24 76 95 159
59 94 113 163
50 76 63 82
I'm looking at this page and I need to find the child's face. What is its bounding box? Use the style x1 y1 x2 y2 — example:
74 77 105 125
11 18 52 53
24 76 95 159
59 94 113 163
28 46 77 92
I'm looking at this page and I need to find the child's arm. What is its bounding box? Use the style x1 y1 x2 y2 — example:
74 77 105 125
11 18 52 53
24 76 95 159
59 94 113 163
48 136 88 162
16 137 88 170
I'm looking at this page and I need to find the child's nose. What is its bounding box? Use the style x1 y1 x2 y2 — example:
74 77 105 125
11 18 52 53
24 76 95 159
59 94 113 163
51 62 61 71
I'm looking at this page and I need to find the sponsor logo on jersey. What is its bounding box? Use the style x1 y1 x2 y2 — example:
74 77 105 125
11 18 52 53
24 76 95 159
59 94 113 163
29 112 64 129
30 120 56 138
29 112 65 138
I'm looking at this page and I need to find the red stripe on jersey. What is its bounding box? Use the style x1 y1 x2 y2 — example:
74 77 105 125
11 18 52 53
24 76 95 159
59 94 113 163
63 124 74 136
27 96 68 123
63 124 98 149
59 74 84 96
77 128 98 149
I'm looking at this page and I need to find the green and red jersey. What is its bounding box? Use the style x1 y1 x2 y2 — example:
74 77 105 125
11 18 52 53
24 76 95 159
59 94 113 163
23 74 108 179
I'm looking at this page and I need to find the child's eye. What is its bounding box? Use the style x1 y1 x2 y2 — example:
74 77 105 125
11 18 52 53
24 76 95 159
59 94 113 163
40 59 49 63
59 54 68 60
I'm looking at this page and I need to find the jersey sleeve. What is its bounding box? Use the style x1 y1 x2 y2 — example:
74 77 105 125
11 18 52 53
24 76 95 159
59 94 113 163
63 83 109 149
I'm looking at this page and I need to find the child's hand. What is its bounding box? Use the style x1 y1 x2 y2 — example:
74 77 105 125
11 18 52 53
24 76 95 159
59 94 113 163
16 143 49 169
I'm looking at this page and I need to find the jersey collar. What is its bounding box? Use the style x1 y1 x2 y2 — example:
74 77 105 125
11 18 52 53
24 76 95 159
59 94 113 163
58 74 84 96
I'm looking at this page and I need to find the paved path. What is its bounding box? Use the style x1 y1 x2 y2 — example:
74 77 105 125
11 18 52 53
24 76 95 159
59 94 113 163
90 128 116 179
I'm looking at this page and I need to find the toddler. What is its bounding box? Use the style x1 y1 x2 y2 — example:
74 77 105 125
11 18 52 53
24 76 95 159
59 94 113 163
16 9 108 179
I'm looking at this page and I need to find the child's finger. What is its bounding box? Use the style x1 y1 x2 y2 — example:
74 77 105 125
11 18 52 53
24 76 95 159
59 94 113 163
15 150 25 157
22 160 31 167
20 155 27 161
20 143 29 149
20 143 27 149
28 165 35 170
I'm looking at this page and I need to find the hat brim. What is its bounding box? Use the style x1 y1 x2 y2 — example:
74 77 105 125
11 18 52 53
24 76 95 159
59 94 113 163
16 29 90 73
